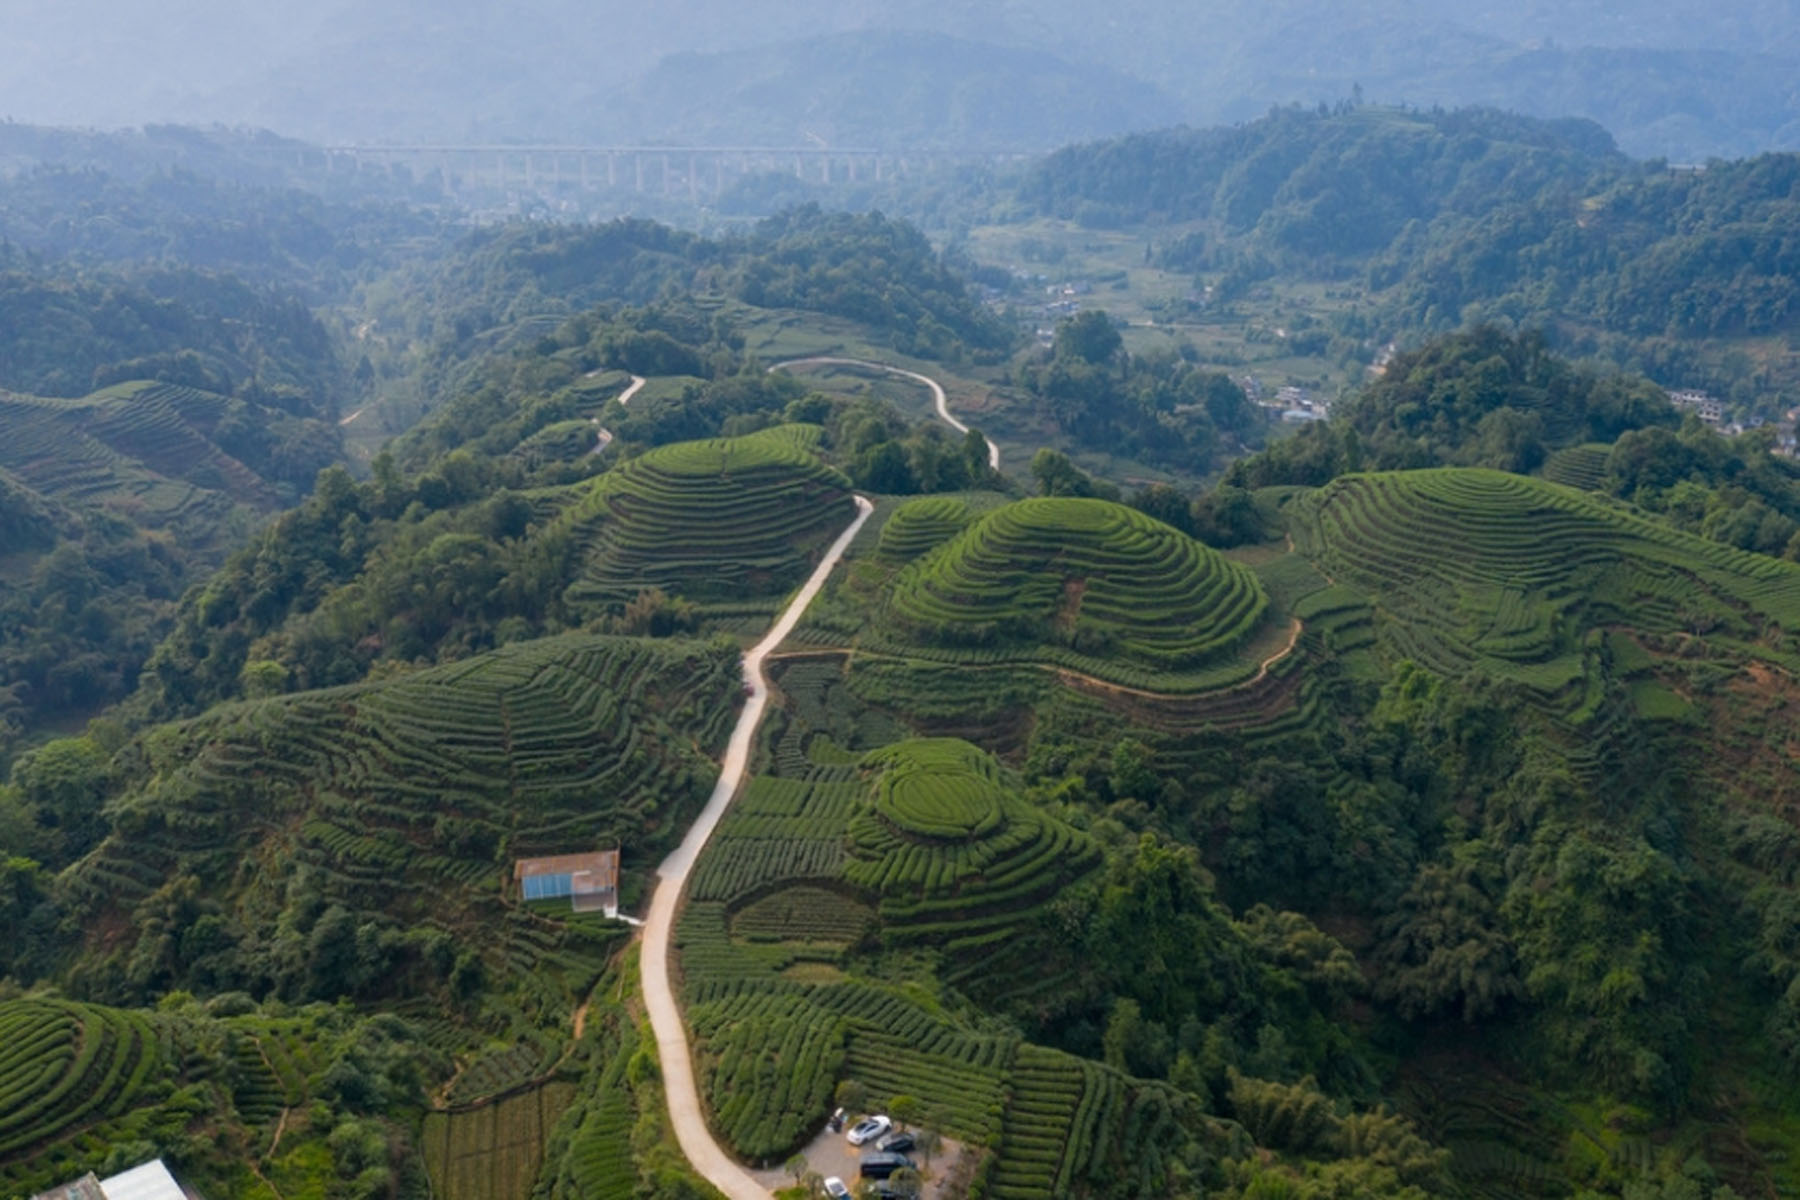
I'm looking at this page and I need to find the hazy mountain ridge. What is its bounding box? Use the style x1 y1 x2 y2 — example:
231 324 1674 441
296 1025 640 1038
4 1 1800 159
583 31 1185 151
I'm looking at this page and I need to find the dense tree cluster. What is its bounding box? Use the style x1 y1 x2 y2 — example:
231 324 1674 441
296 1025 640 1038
0 164 442 295
1021 106 1620 248
729 206 1015 360
1019 105 1800 405
0 260 348 408
1015 309 1264 470
1219 327 1800 559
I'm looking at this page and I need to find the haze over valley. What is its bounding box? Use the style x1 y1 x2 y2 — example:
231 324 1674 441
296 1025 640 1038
6 0 1800 158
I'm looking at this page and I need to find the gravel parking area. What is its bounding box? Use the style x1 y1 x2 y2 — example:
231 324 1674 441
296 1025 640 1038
749 1123 965 1199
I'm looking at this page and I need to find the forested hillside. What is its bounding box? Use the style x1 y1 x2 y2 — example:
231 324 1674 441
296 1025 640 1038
1019 106 1623 243
0 168 413 756
0 377 340 754
0 165 444 295
0 247 354 754
1005 104 1800 408
0 258 346 405
354 207 1012 442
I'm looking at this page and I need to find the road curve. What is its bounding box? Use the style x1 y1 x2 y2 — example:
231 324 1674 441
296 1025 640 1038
770 357 1000 472
640 494 875 1200
588 374 646 456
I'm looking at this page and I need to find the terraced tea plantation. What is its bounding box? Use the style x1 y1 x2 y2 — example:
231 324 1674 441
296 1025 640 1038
878 497 1270 684
0 998 200 1196
849 739 1102 955
1289 469 1800 707
66 633 738 990
558 425 855 610
875 496 975 562
0 381 316 544
1539 442 1612 492
422 1081 578 1200
676 726 1188 1191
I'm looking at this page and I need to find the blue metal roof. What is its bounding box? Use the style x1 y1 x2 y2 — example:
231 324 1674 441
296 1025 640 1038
522 872 574 901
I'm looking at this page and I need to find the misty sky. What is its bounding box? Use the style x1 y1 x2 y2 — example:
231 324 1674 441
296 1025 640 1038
2 1 1797 159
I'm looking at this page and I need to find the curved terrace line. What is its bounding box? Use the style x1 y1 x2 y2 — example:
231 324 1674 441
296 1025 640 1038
762 613 1305 703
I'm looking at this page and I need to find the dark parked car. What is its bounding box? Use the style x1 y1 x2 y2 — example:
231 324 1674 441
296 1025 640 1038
876 1131 915 1155
858 1152 914 1180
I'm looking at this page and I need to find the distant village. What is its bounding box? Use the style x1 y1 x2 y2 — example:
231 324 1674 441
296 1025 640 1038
1020 277 1339 428
1670 389 1800 457
1009 278 1796 454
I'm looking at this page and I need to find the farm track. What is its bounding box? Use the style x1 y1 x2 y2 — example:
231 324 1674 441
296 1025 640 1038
1056 617 1305 699
588 374 646 455
639 494 874 1200
765 616 1304 705
770 358 1001 472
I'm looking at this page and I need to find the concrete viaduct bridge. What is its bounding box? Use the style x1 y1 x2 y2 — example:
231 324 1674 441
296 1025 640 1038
293 143 1021 199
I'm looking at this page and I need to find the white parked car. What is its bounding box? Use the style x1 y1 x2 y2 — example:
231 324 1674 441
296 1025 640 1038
823 1177 851 1200
846 1114 892 1146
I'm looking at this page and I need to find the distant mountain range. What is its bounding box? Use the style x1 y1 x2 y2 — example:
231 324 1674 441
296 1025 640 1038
3 0 1800 159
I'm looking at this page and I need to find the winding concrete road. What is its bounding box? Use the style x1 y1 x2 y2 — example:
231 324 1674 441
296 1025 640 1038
771 357 1000 472
588 373 646 455
640 494 874 1200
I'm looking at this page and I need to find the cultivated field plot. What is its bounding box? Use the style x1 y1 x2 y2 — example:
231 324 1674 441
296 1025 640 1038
422 1081 577 1200
0 382 289 536
557 424 856 610
874 496 977 563
677 730 1195 1195
0 998 177 1196
547 1012 641 1200
872 497 1272 688
66 633 737 989
849 739 1102 954
1538 442 1613 492
1289 468 1800 710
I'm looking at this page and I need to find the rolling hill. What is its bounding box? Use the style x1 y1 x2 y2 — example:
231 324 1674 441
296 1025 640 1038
0 378 340 757
592 31 1184 151
558 425 856 610
878 496 1270 683
1289 467 1800 709
65 632 736 997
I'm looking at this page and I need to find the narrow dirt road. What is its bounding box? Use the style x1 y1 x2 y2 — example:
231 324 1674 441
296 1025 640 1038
588 374 646 455
640 495 874 1200
770 357 1000 472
